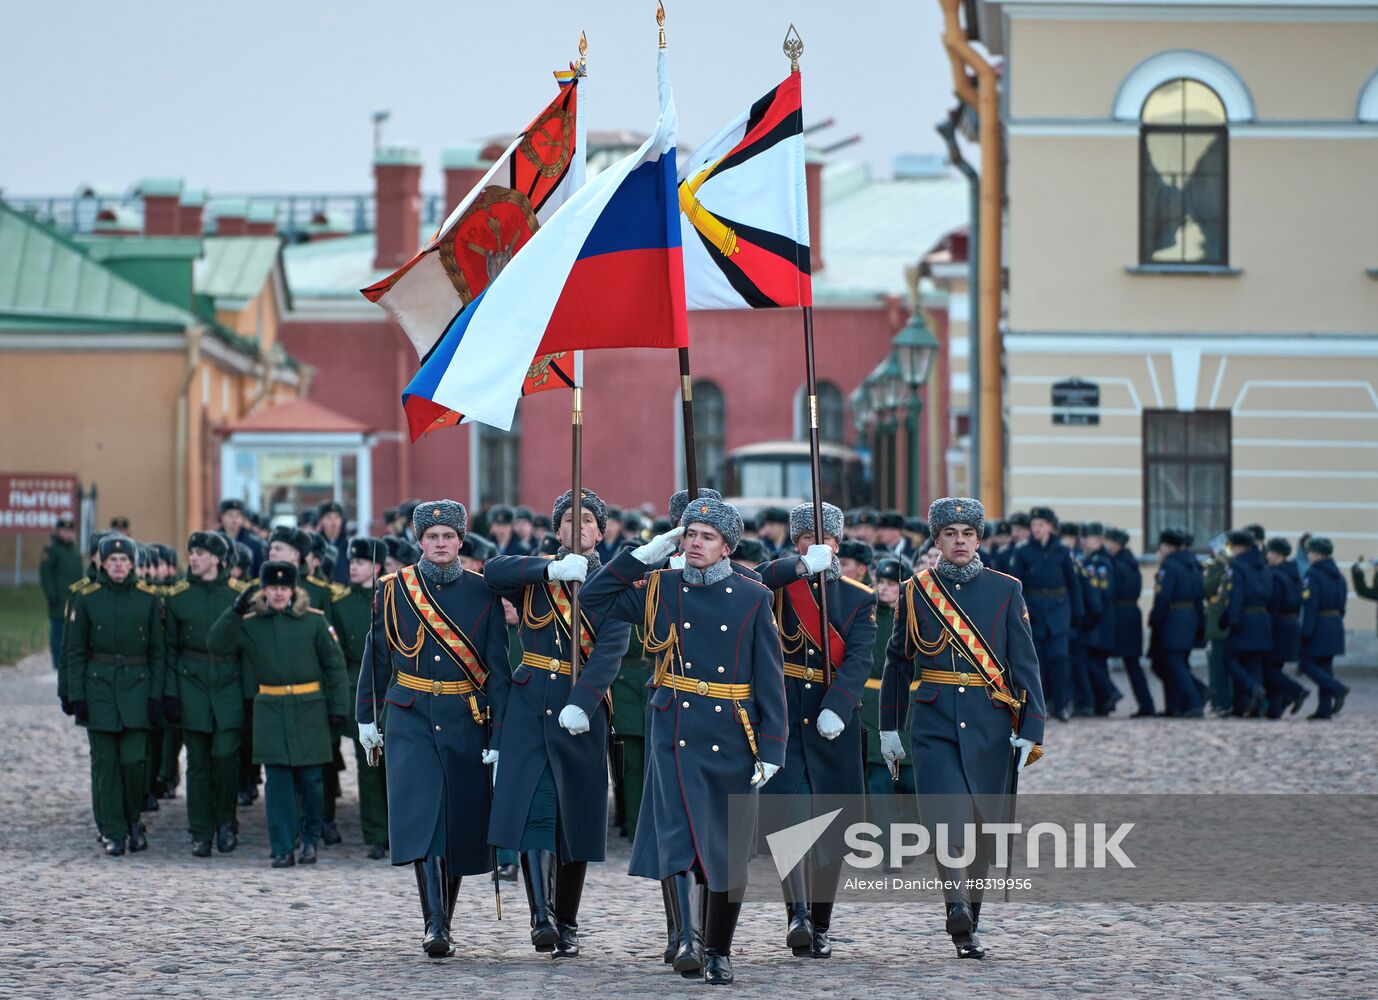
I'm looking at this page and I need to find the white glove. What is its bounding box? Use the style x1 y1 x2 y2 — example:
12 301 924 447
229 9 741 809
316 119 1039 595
633 526 684 565
358 722 383 752
481 748 499 765
816 708 845 740
750 761 781 787
547 553 588 582
800 544 833 576
1010 734 1037 774
880 730 907 765
668 554 686 570
558 704 590 735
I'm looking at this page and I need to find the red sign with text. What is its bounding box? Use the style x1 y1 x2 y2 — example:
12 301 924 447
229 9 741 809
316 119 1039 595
0 474 79 533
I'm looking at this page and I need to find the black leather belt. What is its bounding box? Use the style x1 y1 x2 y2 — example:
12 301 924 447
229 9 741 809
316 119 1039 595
1027 588 1067 598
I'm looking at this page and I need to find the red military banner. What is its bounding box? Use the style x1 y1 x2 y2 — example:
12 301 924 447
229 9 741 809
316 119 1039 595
0 474 78 533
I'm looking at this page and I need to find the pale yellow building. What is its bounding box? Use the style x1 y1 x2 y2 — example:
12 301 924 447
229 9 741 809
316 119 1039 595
951 0 1378 586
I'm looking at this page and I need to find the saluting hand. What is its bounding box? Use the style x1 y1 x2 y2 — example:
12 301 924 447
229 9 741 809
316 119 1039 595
232 583 260 616
633 526 684 566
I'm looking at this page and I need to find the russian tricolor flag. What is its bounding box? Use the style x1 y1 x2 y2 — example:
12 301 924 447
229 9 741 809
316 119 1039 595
403 50 688 435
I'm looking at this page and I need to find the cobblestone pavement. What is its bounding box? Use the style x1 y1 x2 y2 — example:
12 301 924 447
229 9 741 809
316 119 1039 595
4 654 1376 998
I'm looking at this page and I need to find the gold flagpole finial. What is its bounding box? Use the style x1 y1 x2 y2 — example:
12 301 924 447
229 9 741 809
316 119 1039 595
657 1 666 48
784 23 804 72
578 30 588 73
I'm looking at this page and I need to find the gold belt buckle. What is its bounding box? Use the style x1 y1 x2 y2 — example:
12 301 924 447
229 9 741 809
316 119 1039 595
959 672 970 685
695 680 709 696
803 666 816 681
548 657 560 671
284 684 295 694
431 680 444 696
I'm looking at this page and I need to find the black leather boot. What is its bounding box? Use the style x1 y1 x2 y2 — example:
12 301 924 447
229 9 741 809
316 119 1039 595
668 872 704 977
104 837 126 857
661 879 678 964
553 860 587 958
192 840 212 858
417 856 453 957
216 824 238 854
128 823 148 853
521 850 560 952
809 901 833 958
703 891 742 985
946 900 984 958
781 865 813 955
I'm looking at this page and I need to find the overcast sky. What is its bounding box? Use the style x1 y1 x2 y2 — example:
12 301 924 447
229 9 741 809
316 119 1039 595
2 1 961 198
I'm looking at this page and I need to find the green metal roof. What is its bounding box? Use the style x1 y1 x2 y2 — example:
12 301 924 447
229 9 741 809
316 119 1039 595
0 201 198 330
136 177 184 197
77 235 204 262
194 236 283 302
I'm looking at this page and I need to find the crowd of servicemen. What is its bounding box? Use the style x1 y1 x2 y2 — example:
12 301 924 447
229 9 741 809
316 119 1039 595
36 489 1371 982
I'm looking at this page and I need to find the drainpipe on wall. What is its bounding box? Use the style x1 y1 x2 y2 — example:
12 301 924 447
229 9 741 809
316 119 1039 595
936 112 980 497
175 325 203 548
939 0 1004 516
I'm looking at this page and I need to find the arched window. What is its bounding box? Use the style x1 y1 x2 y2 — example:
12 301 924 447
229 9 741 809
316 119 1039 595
797 381 845 443
693 380 726 490
1139 78 1228 266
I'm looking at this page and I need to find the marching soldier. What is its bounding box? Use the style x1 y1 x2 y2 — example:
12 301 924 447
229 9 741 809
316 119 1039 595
64 534 167 855
880 498 1044 959
1352 556 1378 638
1202 536 1234 715
865 555 914 795
304 530 349 846
164 531 248 856
1263 537 1309 717
1011 507 1082 721
331 537 391 859
485 489 632 958
1222 530 1271 716
1104 527 1155 716
209 561 349 868
991 511 1029 574
582 498 787 985
355 500 510 959
1147 529 1205 717
1299 537 1350 719
756 502 876 960
837 539 875 584
1079 523 1122 715
40 515 84 671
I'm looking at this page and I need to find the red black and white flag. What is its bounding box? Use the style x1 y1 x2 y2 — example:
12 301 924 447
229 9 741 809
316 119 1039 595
678 71 811 310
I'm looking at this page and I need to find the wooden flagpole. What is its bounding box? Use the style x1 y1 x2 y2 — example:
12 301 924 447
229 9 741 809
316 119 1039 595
787 25 833 686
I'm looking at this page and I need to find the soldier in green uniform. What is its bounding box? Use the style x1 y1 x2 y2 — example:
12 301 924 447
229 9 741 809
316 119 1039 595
304 530 349 845
40 516 84 671
64 534 167 856
209 561 349 868
150 543 186 804
331 537 391 860
164 531 248 857
1202 537 1234 716
865 555 914 796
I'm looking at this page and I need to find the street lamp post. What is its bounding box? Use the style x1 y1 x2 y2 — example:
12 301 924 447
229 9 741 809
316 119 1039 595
867 352 907 512
890 293 940 515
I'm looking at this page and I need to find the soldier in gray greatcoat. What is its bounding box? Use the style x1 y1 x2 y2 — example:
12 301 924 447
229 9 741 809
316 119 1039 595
881 497 1045 959
582 498 787 986
356 500 510 959
485 488 631 959
756 502 876 960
